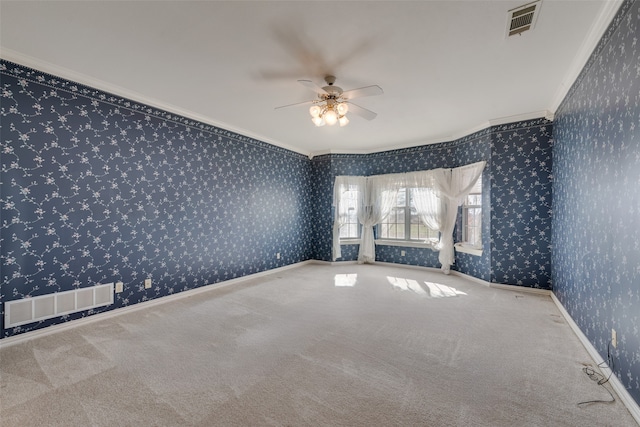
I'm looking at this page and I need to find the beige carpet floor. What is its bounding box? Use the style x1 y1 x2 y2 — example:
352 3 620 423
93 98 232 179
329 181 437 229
0 263 637 426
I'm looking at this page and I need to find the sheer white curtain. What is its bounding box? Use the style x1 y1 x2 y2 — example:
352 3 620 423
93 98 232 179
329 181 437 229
433 161 486 273
357 174 401 264
411 187 442 247
332 176 365 261
331 161 485 270
405 170 442 248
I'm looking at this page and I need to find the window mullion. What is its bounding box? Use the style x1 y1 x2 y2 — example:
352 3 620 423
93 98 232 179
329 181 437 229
405 189 412 240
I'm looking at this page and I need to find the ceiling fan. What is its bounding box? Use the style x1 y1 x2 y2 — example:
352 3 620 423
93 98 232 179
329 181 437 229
275 75 383 127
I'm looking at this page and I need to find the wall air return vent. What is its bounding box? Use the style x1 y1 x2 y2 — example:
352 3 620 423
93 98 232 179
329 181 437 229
506 1 542 37
4 283 114 328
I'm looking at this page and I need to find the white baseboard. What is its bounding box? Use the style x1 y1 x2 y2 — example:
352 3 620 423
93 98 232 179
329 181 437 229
333 261 639 422
551 293 640 425
450 270 492 287
0 260 314 349
486 281 552 296
327 260 552 296
451 270 554 296
369 260 443 274
4 259 637 424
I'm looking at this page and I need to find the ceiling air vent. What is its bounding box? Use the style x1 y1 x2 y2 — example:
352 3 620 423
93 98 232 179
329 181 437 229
506 1 542 37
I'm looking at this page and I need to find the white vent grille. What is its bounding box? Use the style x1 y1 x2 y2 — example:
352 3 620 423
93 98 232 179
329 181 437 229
4 283 114 328
507 1 542 37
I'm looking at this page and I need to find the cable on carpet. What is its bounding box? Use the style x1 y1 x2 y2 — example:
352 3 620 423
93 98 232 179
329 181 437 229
577 341 616 406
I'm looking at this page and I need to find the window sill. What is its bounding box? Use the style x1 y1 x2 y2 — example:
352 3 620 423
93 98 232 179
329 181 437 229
340 239 361 245
375 240 437 249
454 243 483 256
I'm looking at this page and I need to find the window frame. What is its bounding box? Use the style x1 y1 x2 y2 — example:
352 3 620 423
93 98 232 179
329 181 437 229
455 175 483 256
376 187 439 247
337 184 361 241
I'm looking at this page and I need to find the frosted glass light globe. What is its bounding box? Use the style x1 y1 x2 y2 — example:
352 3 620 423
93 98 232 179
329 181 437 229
324 109 338 126
309 105 321 118
337 103 349 115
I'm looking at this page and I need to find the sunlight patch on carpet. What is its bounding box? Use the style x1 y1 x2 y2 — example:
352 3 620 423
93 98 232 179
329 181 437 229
424 281 467 298
386 277 467 298
334 274 357 287
386 277 427 295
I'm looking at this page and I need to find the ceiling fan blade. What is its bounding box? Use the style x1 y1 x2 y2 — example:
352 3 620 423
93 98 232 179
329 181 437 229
348 102 377 121
342 85 383 100
274 100 314 110
298 79 328 95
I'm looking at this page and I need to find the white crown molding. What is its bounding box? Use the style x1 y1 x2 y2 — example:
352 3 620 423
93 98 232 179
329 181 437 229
308 110 553 159
0 48 310 157
488 110 554 127
548 0 624 113
1 49 552 160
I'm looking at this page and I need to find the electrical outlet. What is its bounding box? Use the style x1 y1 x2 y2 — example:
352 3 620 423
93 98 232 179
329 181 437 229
612 328 617 348
115 281 124 293
144 278 152 289
276 253 280 259
401 250 406 257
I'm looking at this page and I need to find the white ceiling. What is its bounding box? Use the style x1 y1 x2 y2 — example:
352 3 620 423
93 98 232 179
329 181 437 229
0 1 622 157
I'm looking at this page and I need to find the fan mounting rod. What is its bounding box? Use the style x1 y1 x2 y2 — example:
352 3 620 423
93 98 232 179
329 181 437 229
322 75 343 97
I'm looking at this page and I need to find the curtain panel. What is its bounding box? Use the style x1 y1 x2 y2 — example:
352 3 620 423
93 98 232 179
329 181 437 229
331 161 486 272
431 162 486 272
332 176 366 261
357 174 402 263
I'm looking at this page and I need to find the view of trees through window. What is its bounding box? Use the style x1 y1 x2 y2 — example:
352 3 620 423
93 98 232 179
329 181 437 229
338 178 482 246
339 186 360 239
462 176 482 247
379 188 439 242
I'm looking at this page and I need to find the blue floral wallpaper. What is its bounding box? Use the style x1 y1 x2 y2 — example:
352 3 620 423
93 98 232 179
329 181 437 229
0 60 314 338
0 58 556 340
316 119 553 290
2 7 637 412
490 120 553 288
552 0 640 406
309 155 333 261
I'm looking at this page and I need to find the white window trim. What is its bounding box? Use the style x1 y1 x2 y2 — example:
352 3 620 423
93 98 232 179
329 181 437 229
378 187 439 245
375 239 437 249
454 242 483 256
340 238 438 248
458 175 482 253
343 239 482 254
340 238 361 245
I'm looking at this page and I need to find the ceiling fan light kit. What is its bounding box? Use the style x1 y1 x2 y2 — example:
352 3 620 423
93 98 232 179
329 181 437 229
276 75 383 128
309 98 350 127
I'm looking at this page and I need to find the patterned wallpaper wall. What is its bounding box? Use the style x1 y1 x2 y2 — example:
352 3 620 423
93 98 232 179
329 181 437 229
315 120 553 289
0 57 556 339
491 120 553 288
552 0 640 405
0 60 314 338
309 155 333 261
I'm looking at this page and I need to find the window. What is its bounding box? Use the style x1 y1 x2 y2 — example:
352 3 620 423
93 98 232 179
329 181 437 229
332 161 485 266
339 184 360 239
378 188 439 243
333 176 366 260
461 175 482 248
